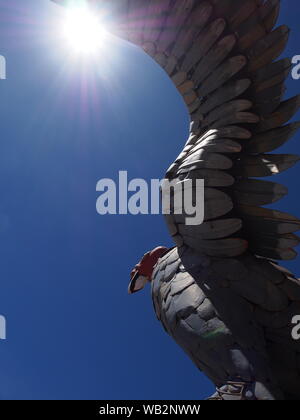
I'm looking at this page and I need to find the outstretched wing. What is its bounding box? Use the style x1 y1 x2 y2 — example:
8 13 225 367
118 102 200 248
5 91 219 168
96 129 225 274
135 0 300 260
51 0 300 260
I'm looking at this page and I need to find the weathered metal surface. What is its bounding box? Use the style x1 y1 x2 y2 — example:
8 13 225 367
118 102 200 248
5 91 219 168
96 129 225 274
52 0 300 400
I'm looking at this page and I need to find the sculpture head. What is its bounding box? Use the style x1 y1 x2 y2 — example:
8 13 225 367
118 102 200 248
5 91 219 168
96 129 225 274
128 246 168 294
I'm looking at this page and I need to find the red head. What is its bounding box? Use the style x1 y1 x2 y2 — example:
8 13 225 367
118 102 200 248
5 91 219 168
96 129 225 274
128 247 169 294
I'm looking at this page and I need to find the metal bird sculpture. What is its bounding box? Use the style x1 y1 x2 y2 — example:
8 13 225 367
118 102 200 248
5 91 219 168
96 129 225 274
52 0 300 400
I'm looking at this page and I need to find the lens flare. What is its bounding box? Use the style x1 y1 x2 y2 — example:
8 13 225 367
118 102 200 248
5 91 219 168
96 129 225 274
63 7 105 55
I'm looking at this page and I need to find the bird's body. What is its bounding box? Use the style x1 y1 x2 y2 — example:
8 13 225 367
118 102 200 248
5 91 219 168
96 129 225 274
152 246 300 400
52 0 300 399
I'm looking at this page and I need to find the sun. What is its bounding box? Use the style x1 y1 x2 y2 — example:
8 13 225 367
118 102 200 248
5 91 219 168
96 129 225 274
63 7 105 55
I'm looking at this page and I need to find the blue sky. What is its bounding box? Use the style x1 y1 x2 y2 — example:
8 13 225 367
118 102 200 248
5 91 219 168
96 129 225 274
0 0 299 400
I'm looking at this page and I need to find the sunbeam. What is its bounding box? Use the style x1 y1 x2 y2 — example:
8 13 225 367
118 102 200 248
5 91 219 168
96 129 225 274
62 6 106 55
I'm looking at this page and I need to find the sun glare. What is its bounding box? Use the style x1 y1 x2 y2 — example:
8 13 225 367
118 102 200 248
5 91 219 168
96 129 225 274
63 7 105 55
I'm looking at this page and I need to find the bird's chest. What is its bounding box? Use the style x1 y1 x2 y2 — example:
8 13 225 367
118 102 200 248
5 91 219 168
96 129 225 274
151 248 218 337
150 247 266 352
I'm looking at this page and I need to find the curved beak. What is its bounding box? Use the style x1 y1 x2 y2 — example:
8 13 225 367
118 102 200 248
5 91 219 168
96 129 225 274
128 271 148 294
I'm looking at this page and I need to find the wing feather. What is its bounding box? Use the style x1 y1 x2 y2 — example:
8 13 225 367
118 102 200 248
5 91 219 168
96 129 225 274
104 0 300 260
53 0 300 262
144 0 300 260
